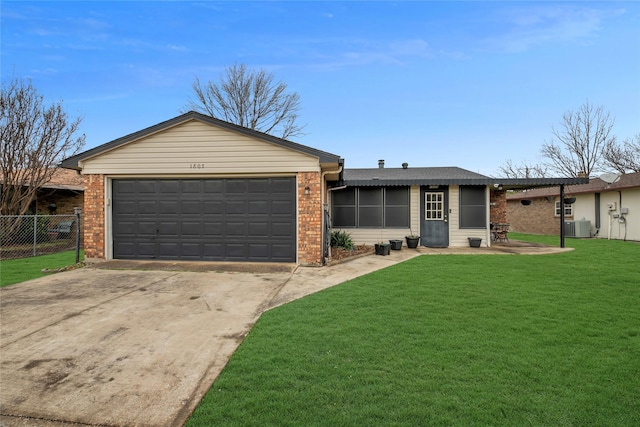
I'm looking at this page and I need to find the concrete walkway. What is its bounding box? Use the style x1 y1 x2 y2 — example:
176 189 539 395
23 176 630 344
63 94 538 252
0 242 567 427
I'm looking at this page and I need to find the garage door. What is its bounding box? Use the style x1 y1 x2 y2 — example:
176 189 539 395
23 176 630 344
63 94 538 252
112 178 296 262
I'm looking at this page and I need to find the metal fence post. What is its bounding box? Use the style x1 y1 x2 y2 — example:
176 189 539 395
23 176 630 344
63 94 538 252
74 207 82 264
33 214 38 256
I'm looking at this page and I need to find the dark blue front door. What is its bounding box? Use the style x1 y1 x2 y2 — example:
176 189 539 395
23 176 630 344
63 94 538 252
420 186 449 247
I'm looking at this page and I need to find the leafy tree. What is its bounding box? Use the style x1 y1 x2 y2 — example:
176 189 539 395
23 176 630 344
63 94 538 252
1 77 85 216
185 63 305 139
540 101 615 177
603 134 640 173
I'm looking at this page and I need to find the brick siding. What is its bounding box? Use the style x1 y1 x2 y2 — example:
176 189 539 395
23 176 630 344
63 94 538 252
297 171 323 265
507 198 564 235
490 190 507 224
83 174 105 260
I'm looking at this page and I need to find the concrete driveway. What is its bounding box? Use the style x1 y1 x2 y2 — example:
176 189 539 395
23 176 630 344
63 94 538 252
0 250 420 427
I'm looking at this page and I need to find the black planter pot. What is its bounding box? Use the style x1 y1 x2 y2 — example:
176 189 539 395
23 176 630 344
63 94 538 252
564 197 576 205
389 239 403 250
405 236 420 249
375 243 391 255
468 237 482 248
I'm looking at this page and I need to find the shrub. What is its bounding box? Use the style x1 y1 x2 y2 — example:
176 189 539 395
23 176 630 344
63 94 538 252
331 230 354 250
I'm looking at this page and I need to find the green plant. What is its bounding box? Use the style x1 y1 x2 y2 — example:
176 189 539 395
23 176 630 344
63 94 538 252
330 230 354 251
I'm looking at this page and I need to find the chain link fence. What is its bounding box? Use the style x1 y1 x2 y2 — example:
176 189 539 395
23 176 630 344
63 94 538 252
0 214 82 261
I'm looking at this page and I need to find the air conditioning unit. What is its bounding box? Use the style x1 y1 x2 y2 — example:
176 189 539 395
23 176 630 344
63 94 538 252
564 220 591 238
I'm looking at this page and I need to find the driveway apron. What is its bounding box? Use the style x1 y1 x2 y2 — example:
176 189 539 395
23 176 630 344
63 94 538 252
0 268 292 427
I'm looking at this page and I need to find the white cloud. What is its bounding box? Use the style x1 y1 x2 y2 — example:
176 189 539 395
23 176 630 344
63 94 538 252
481 5 619 53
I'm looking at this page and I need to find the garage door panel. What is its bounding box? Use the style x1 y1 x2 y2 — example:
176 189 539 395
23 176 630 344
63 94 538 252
181 222 201 236
249 222 269 236
248 200 269 214
160 201 179 214
272 200 294 214
158 180 179 193
272 222 295 237
138 222 158 236
203 222 223 236
181 200 201 214
113 178 296 262
226 180 248 194
138 181 160 193
157 222 178 236
226 200 247 214
203 201 224 214
138 201 158 214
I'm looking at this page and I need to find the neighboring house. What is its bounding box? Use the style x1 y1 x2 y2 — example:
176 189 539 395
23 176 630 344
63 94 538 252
0 168 84 215
507 172 640 241
61 112 586 265
61 111 342 265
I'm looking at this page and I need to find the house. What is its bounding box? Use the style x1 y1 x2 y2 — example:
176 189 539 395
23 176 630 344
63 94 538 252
61 111 342 265
506 172 640 241
0 168 84 215
61 112 587 265
331 162 589 248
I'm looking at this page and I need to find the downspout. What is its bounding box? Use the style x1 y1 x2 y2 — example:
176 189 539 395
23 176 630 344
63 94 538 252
320 159 344 265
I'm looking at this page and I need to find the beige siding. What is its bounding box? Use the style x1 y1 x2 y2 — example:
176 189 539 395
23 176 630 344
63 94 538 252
597 189 640 241
81 120 320 175
410 185 420 235
333 228 411 246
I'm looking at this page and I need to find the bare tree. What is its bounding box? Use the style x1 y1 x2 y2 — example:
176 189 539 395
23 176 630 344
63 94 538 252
185 63 305 140
602 134 640 173
540 101 615 177
1 77 85 215
497 159 548 178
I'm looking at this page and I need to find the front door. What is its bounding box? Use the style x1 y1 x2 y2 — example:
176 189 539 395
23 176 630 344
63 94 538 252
420 187 449 247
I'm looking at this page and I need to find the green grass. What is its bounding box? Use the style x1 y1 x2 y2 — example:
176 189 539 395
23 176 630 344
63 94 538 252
0 250 83 287
188 235 640 426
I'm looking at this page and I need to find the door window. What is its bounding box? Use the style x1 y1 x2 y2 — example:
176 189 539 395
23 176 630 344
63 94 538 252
425 192 444 220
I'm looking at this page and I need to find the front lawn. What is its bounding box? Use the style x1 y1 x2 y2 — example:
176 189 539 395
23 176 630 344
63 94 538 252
0 250 83 287
188 236 640 426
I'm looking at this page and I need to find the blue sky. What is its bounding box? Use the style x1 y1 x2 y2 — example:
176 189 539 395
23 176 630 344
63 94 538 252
2 1 639 176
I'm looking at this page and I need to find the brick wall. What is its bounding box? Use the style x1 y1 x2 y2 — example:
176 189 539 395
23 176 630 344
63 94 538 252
507 197 562 235
297 171 323 265
83 174 105 260
490 190 507 224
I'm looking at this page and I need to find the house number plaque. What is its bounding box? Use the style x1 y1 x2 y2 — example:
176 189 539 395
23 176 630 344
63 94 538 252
190 163 205 169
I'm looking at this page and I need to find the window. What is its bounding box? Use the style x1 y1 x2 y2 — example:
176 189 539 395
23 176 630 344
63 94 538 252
555 201 573 217
332 187 409 228
459 186 486 228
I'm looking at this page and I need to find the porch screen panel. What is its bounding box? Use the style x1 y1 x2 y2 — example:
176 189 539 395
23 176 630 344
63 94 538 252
384 187 409 227
358 188 383 227
459 186 486 228
331 188 356 227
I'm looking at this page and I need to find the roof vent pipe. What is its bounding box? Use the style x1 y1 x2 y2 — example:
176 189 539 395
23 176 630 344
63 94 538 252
402 162 408 169
378 159 385 168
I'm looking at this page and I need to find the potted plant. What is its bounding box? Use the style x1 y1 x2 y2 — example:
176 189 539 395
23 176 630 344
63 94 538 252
375 242 391 255
405 228 420 249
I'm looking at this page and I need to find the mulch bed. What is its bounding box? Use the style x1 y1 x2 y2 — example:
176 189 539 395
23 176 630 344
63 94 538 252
327 245 374 264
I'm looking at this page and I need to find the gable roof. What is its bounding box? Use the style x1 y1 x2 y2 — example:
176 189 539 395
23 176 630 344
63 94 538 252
61 111 342 169
507 172 640 200
42 168 84 191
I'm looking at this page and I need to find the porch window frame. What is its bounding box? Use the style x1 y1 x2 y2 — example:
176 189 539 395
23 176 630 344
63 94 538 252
331 186 410 229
